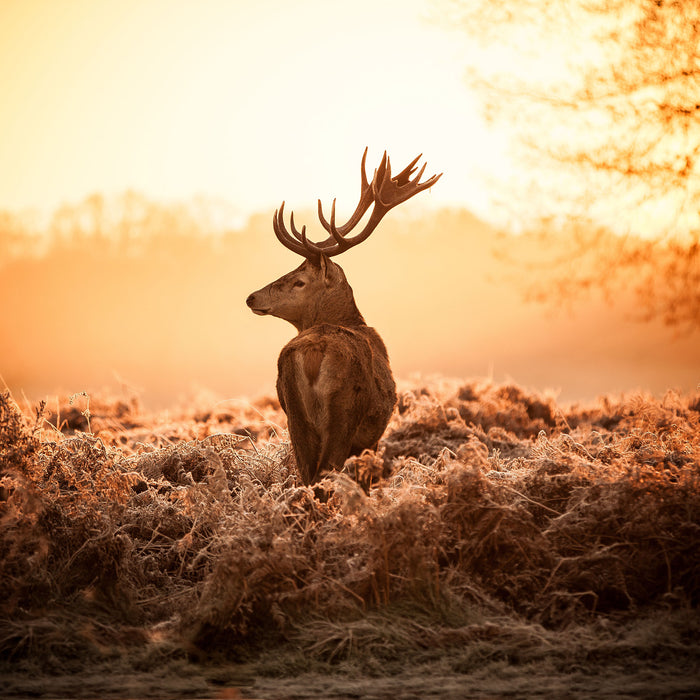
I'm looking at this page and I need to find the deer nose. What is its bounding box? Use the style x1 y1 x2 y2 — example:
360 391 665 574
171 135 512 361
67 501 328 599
246 293 256 307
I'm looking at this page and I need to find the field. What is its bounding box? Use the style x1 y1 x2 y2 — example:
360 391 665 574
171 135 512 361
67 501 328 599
2 378 700 698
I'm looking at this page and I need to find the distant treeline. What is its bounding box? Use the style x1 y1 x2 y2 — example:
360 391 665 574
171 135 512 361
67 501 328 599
0 192 247 264
2 193 698 406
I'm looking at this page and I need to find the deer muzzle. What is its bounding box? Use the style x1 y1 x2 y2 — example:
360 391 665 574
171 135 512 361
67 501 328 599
246 292 270 315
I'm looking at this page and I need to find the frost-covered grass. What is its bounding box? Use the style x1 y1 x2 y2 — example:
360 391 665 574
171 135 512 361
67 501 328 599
2 379 699 698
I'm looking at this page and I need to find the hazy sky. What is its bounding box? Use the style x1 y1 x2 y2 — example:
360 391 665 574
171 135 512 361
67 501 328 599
0 0 511 225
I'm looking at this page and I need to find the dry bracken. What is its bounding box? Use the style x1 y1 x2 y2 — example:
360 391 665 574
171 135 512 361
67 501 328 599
1 379 699 694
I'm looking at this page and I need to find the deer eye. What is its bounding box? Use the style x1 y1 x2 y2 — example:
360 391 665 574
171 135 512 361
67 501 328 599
293 280 306 288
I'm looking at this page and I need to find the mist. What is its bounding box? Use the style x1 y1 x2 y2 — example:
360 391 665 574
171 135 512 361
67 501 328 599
2 200 697 408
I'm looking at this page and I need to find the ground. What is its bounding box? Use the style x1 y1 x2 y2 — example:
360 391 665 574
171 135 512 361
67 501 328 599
2 378 699 698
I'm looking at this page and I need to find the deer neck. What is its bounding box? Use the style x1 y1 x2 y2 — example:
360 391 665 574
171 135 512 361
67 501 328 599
297 286 366 332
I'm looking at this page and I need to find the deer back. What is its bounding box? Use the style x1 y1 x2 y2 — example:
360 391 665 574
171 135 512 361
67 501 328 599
276 322 396 484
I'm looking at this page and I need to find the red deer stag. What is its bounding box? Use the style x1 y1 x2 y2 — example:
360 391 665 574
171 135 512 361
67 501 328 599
246 149 441 485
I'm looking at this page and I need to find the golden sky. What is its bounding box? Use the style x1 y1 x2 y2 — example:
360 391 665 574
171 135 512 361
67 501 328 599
2 1 697 406
0 0 512 225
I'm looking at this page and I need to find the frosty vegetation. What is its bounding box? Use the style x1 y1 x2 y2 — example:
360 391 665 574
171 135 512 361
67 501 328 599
2 379 699 697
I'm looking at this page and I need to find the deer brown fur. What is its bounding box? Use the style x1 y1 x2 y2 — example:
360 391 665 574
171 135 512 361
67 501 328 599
246 149 441 485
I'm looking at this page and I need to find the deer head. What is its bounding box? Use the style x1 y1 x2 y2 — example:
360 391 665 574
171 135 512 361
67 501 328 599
246 254 361 331
246 148 442 331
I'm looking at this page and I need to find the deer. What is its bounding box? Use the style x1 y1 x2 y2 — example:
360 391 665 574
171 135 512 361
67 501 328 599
246 149 441 486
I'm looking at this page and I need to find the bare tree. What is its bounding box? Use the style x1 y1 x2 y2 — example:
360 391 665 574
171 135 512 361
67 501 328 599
440 0 700 328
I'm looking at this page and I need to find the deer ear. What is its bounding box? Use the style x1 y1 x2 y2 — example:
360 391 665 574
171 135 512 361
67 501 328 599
318 253 333 284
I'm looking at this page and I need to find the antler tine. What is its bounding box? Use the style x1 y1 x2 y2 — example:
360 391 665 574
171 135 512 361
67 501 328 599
419 170 443 190
318 147 374 237
327 199 348 247
377 151 390 186
393 154 422 186
297 222 326 257
273 202 314 258
412 161 427 186
289 211 307 243
314 197 363 254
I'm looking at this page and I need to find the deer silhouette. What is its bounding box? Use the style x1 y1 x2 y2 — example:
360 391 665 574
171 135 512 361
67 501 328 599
246 149 441 485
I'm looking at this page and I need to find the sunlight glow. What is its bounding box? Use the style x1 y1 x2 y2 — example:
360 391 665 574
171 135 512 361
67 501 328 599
2 0 697 407
0 0 510 224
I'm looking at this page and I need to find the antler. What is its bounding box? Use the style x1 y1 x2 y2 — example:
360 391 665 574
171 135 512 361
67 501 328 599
272 148 442 260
